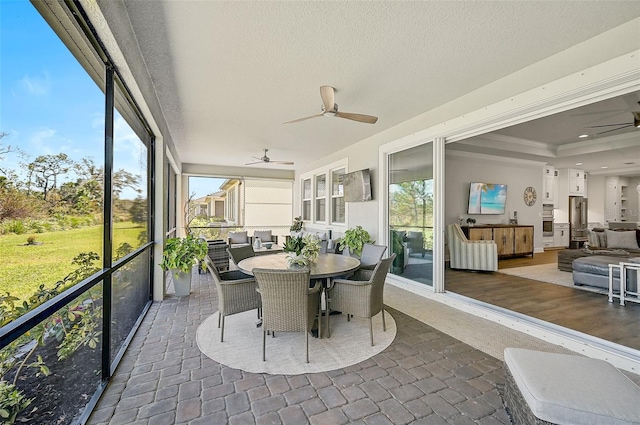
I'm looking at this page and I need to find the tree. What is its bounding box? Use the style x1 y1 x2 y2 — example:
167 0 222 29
129 196 147 224
24 154 74 201
0 132 18 178
390 180 433 228
75 157 140 199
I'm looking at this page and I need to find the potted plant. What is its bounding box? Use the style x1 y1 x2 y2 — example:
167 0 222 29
283 234 320 266
160 235 207 296
290 216 303 236
338 226 373 258
466 217 477 227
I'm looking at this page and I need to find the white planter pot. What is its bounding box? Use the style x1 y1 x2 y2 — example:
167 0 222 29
171 268 192 297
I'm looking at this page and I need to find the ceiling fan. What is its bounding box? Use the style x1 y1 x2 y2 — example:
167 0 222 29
284 85 378 124
245 149 294 166
585 110 640 136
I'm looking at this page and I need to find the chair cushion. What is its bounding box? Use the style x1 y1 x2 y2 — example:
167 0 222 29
229 231 248 244
504 348 640 425
253 230 272 242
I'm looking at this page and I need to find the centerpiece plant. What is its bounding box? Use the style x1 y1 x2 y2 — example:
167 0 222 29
160 235 207 296
283 234 320 266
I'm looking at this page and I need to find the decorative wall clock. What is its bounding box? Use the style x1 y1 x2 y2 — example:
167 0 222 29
523 186 537 206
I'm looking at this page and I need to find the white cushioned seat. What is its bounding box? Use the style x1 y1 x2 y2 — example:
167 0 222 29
504 348 640 425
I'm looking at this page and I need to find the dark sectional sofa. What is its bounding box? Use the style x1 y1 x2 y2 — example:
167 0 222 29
570 227 640 292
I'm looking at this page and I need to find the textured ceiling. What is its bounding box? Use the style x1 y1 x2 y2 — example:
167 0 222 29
121 1 640 170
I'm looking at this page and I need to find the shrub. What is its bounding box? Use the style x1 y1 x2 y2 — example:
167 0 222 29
3 220 26 235
0 381 32 424
26 235 37 245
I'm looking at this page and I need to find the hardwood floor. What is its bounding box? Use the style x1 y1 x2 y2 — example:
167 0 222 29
445 251 640 351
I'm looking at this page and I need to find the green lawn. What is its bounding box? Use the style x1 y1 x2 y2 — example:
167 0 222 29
0 223 145 301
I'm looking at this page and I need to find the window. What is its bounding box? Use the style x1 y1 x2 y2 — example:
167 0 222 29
167 164 177 237
0 1 154 422
331 168 345 223
300 159 347 226
227 186 236 222
315 174 327 222
302 178 311 221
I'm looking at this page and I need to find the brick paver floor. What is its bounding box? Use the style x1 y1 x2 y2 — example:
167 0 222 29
88 271 510 424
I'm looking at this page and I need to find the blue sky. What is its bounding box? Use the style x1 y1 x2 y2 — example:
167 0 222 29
189 176 227 199
1 1 146 199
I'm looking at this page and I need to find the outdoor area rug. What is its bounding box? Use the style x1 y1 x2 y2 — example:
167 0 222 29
196 309 396 375
497 263 608 294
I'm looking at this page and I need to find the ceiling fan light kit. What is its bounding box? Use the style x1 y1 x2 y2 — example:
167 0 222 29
284 85 378 125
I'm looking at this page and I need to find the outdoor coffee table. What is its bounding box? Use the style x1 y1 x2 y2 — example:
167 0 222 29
252 244 284 256
238 253 361 337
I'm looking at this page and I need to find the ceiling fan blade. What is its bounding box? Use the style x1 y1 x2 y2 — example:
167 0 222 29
269 161 295 165
245 161 264 166
585 122 632 128
320 86 335 111
595 124 633 135
335 111 378 124
283 113 323 124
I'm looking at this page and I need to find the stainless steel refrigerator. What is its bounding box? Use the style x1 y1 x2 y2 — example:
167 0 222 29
569 196 588 248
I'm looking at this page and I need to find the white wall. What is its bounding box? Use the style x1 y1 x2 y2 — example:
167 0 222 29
586 174 606 226
626 176 640 224
445 151 545 251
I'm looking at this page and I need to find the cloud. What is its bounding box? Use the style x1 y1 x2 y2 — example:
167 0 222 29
113 116 145 168
19 72 51 96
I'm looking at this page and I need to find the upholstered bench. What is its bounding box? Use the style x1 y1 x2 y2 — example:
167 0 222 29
572 255 639 292
503 348 640 425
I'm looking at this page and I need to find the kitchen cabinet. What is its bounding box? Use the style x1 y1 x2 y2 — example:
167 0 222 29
553 223 570 248
568 168 585 196
542 165 557 203
605 176 629 222
462 225 534 258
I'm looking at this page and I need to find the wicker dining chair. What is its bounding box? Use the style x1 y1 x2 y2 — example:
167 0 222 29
253 268 321 363
328 254 395 346
206 257 261 342
359 243 388 270
228 245 255 266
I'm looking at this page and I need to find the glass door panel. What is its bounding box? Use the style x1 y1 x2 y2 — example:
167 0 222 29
388 142 434 286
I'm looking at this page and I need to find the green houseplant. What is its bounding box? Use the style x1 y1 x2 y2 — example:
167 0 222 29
338 226 373 257
290 216 303 233
160 235 207 296
283 234 320 266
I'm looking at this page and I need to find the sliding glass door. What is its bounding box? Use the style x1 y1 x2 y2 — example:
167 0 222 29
388 142 434 286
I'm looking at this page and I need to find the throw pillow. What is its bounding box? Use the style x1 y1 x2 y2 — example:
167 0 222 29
586 230 600 248
597 232 607 248
605 230 639 250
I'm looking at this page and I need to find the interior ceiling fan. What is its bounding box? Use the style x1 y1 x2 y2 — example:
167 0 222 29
245 149 294 166
585 106 640 136
284 85 378 125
